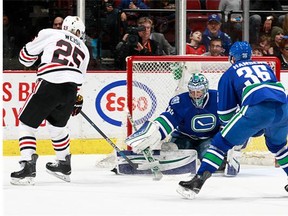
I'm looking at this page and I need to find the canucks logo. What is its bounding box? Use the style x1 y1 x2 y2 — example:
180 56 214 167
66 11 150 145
192 114 216 132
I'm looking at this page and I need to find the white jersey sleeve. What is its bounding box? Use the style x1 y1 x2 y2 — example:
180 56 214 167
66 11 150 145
19 29 90 85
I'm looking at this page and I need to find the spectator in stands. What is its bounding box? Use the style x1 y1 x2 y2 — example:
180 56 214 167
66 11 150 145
118 0 149 10
271 26 284 56
282 13 288 35
278 36 288 69
146 0 175 9
186 30 206 55
52 16 63 29
115 16 161 70
151 31 176 55
101 0 122 55
261 15 278 36
249 0 284 44
218 0 242 42
259 34 273 56
202 38 225 56
162 0 175 9
3 14 16 58
199 0 206 9
202 14 232 55
118 0 150 30
251 44 264 56
149 0 175 34
3 14 25 59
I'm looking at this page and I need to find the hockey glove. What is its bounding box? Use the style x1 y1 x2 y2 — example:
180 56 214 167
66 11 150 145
72 94 83 116
125 121 161 154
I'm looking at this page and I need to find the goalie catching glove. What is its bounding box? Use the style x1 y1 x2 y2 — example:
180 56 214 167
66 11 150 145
125 121 162 154
72 94 83 116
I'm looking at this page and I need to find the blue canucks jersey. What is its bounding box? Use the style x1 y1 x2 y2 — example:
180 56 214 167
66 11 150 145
218 60 287 123
202 29 232 55
154 90 220 140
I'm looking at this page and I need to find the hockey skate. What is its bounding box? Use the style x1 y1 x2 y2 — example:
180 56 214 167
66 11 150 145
46 154 71 182
176 171 211 199
10 154 38 186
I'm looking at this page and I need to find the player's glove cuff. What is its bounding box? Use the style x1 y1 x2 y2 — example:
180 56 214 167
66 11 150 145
72 94 83 116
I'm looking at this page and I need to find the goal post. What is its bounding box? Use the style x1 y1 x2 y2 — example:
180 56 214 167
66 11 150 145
126 55 281 165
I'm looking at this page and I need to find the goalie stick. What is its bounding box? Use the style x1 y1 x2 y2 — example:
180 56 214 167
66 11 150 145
80 111 138 170
126 109 163 180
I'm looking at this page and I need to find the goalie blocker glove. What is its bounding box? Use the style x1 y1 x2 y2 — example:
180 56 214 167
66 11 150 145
72 94 83 116
125 121 161 154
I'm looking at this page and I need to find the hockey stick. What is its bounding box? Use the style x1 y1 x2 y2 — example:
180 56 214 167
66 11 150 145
125 108 138 132
126 109 163 180
80 111 138 170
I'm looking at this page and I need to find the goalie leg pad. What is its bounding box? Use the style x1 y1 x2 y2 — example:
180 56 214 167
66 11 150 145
224 146 241 177
115 149 197 175
125 121 161 154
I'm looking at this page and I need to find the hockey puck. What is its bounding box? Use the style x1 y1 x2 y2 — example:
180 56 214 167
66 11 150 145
111 167 118 174
285 184 288 192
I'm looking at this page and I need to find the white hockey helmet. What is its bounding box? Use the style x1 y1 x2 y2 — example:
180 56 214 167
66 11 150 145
62 16 85 40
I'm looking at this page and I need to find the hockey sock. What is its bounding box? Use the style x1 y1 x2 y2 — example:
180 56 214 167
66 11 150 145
48 124 70 160
275 146 288 174
18 122 37 161
197 146 225 175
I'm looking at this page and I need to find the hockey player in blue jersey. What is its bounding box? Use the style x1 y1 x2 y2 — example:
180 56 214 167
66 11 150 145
177 41 288 199
153 73 220 160
125 73 239 175
126 73 219 157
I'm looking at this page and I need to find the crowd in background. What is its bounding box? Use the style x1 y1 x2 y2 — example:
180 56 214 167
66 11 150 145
3 0 288 70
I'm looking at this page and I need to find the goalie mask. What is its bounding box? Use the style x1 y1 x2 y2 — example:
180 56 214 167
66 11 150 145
188 73 209 108
229 41 252 63
62 16 85 40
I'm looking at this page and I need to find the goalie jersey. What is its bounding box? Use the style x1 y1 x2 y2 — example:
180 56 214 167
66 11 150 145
19 29 90 85
217 60 287 123
154 90 220 140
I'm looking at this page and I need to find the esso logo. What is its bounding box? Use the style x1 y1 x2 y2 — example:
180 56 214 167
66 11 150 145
135 97 148 111
95 80 157 126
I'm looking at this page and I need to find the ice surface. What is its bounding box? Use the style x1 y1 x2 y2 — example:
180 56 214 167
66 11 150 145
2 155 288 216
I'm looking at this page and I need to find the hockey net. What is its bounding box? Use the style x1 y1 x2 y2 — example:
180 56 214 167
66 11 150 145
125 55 281 166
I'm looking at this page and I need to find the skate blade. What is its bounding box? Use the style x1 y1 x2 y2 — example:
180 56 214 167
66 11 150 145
10 177 35 186
176 185 197 199
46 169 71 182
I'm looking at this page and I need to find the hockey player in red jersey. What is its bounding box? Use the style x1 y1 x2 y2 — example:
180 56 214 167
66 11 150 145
10 16 90 185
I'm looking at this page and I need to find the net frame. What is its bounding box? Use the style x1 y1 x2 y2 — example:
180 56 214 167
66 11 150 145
126 56 281 137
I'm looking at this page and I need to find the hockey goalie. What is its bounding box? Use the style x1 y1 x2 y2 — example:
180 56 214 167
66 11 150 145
115 73 241 176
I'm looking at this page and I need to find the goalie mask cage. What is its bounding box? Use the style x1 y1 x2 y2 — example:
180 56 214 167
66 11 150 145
126 56 281 165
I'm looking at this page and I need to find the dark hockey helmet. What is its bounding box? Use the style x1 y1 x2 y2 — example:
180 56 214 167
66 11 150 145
229 41 252 63
188 73 209 108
